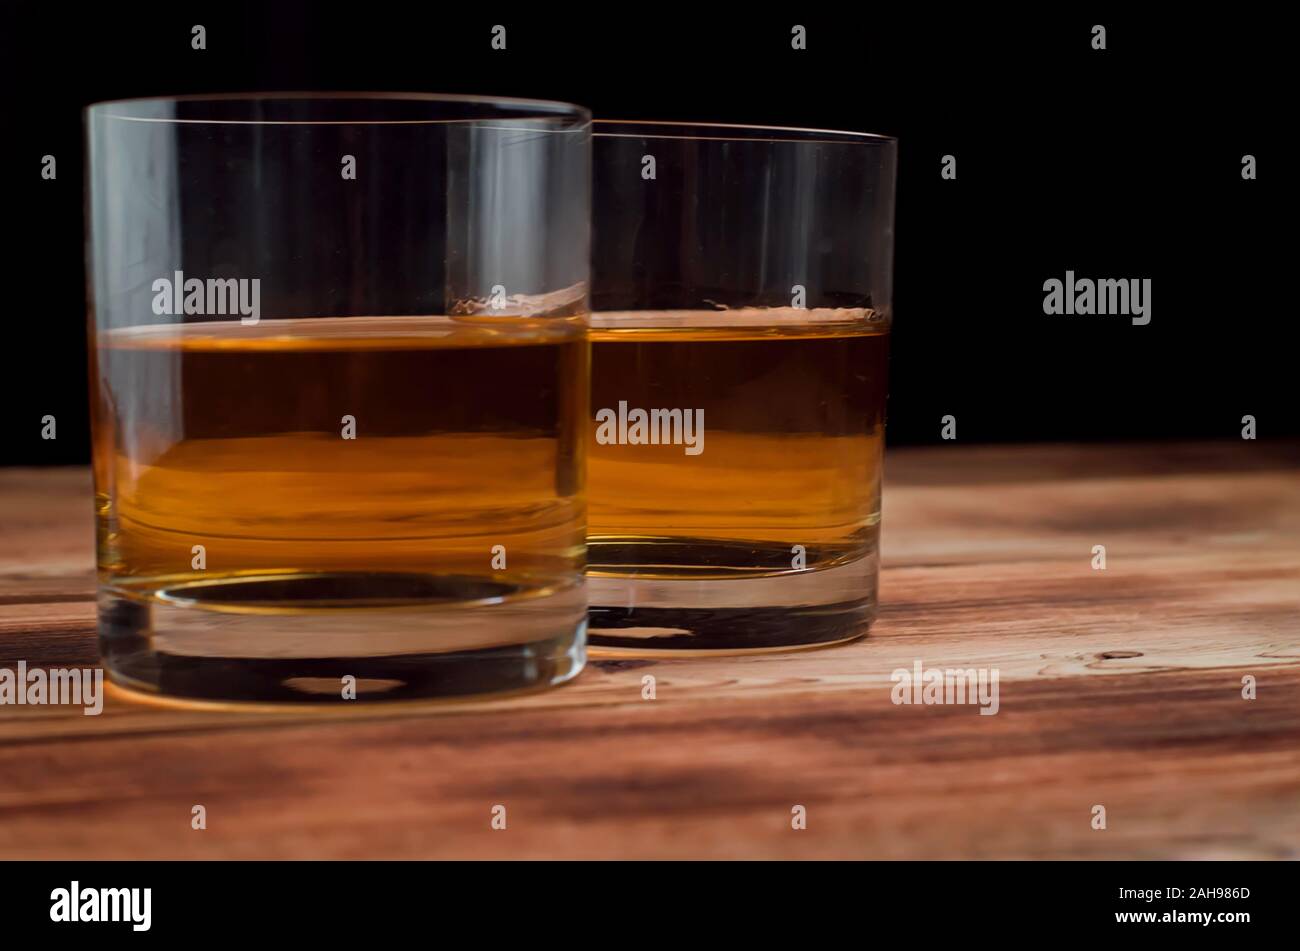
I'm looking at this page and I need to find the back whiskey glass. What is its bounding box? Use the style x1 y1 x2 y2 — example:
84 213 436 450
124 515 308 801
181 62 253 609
587 121 896 653
86 94 591 703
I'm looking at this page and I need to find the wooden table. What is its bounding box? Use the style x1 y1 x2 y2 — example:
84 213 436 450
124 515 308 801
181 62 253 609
2 442 1298 859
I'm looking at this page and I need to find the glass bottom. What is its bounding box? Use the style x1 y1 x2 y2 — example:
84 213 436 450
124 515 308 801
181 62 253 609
98 572 586 704
586 540 876 653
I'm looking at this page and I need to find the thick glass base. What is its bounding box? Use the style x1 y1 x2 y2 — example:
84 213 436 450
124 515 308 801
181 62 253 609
99 572 586 704
586 540 876 653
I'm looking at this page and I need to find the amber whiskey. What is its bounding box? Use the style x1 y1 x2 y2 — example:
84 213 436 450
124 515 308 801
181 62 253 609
587 308 888 652
92 315 588 702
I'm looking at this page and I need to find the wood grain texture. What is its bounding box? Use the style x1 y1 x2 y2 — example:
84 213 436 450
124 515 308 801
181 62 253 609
1 442 1298 859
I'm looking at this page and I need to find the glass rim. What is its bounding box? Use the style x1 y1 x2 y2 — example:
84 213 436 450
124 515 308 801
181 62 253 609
593 119 894 146
84 91 591 129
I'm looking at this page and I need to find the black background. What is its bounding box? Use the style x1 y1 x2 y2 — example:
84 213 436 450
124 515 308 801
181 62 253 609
4 859 1285 939
2 4 1291 464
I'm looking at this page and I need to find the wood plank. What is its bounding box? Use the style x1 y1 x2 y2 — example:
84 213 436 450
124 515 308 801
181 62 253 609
1 442 1298 858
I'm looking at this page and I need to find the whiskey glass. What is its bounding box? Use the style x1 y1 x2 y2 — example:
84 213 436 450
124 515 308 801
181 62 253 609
86 94 590 703
588 121 896 652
